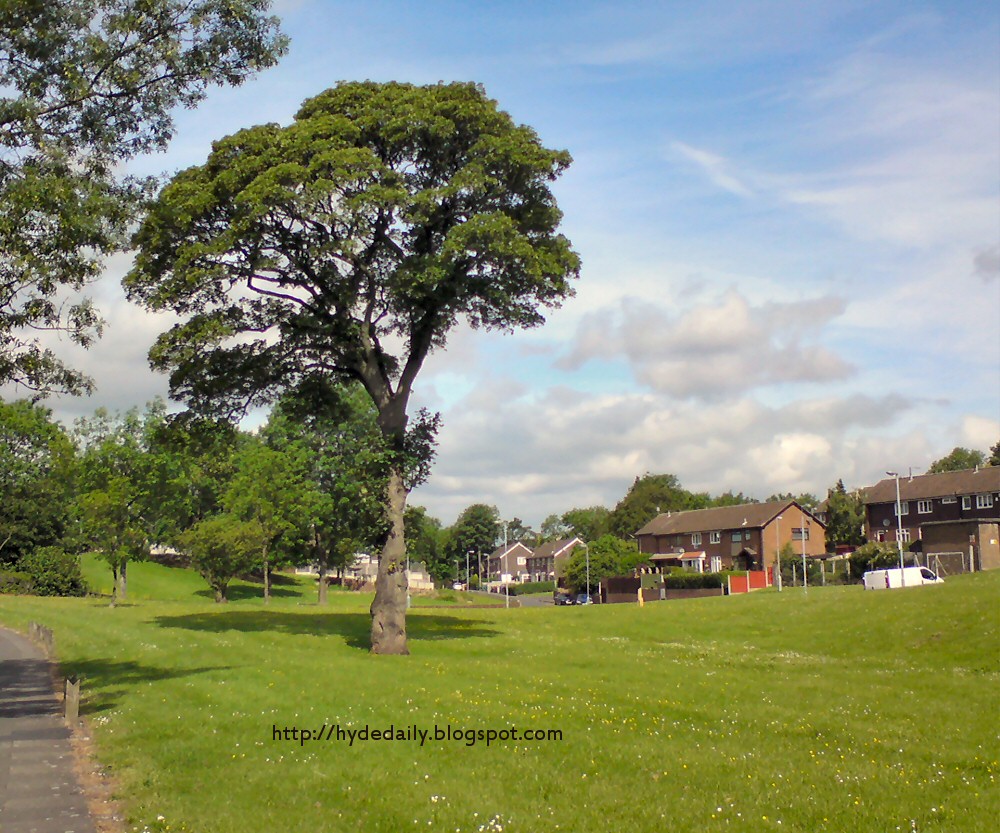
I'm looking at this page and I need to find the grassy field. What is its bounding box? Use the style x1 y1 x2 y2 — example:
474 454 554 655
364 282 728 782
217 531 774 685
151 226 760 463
1 559 997 833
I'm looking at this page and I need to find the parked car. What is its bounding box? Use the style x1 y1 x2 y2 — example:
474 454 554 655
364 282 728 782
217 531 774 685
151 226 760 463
452 581 467 591
553 592 574 605
575 593 594 605
862 567 944 590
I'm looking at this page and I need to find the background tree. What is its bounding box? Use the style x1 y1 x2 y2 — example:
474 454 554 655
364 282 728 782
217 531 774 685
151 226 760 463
447 504 501 577
928 447 987 473
538 513 569 542
503 517 536 545
608 474 709 540
562 535 639 594
990 441 1000 467
125 81 580 653
0 400 76 567
223 437 314 604
265 382 389 604
824 480 865 548
73 404 166 601
765 492 819 511
0 0 287 394
405 506 448 586
180 513 261 603
560 506 610 542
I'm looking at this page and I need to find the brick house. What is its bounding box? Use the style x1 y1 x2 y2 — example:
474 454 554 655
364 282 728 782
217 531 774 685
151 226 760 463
486 542 533 583
525 538 584 582
863 467 1000 568
635 500 827 573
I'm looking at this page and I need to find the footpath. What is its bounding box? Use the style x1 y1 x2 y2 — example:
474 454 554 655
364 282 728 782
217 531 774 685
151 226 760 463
0 627 97 833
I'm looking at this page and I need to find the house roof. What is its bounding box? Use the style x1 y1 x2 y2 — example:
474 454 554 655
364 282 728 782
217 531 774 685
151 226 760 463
650 550 706 562
528 538 583 560
488 541 533 560
863 467 1000 504
635 500 824 537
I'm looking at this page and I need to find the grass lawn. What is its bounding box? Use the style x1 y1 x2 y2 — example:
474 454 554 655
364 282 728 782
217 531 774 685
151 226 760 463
1 559 997 833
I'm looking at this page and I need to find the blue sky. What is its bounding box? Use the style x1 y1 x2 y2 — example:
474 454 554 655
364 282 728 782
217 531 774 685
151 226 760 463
23 0 1000 527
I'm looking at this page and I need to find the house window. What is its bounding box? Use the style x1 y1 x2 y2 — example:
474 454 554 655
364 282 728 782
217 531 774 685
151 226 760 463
731 532 742 542
894 501 909 516
917 500 933 514
791 527 810 541
710 531 721 544
896 528 911 544
744 530 751 541
691 532 702 546
961 496 972 510
976 493 994 509
710 556 722 572
941 496 956 504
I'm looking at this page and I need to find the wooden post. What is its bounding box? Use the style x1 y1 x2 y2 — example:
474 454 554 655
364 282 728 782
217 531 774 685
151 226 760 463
65 676 80 724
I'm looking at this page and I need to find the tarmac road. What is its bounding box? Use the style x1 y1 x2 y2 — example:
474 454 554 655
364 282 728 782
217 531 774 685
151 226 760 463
0 627 96 833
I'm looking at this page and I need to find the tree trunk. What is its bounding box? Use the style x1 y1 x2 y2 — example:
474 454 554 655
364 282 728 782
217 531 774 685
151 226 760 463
370 465 409 654
263 544 270 605
118 560 128 601
318 562 328 606
215 584 228 603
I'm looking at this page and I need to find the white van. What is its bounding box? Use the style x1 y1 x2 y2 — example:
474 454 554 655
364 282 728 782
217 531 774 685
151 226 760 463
862 566 944 590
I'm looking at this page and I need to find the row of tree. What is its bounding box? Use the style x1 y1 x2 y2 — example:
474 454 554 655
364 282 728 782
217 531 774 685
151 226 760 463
0 385 395 604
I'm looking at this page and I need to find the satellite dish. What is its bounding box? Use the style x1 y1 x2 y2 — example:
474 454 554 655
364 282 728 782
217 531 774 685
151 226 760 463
882 519 890 527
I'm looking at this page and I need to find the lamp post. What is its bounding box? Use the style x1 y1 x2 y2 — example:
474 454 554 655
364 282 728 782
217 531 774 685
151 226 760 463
583 542 590 603
886 471 906 586
775 514 783 592
466 550 472 591
801 518 809 595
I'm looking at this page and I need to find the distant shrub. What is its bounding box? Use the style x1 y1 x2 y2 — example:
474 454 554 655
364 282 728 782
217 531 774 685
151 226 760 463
664 572 726 589
847 542 902 583
507 580 557 596
17 547 87 596
0 570 33 595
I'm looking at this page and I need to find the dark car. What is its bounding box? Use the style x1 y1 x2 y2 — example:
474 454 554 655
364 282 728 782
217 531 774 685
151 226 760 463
575 593 594 605
553 592 574 605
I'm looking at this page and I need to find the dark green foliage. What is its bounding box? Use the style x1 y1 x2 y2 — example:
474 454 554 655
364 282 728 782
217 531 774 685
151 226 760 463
928 447 987 473
848 542 903 581
506 580 557 596
180 513 261 603
406 505 449 584
766 492 819 511
447 504 501 565
778 542 822 586
663 572 726 589
824 479 865 548
0 570 33 594
17 547 86 596
0 400 76 566
559 506 611 542
608 474 710 539
0 0 287 393
562 534 640 593
989 441 1000 467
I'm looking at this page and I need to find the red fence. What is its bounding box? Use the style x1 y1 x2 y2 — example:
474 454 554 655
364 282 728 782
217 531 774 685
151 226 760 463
727 570 772 594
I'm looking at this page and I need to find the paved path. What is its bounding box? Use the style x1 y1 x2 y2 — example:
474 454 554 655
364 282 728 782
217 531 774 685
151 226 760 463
0 628 96 833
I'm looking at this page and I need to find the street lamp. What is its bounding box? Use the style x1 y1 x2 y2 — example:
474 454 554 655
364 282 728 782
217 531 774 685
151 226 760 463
886 471 906 585
775 514 783 592
801 517 809 595
466 549 472 591
583 542 590 603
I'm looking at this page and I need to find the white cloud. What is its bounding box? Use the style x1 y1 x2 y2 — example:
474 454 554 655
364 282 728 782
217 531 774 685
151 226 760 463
560 291 854 399
671 142 754 197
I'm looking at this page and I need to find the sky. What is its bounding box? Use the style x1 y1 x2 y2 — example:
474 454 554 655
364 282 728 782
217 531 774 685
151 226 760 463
13 0 1000 528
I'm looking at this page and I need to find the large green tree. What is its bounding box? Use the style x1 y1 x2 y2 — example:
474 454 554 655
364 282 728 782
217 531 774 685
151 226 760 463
447 503 501 577
560 505 610 543
608 474 709 540
823 479 865 548
0 399 76 566
0 0 286 394
928 447 987 473
125 81 579 653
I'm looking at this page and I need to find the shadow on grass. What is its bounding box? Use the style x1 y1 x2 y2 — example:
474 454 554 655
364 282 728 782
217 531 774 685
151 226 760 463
152 610 501 651
62 658 231 714
193 582 304 602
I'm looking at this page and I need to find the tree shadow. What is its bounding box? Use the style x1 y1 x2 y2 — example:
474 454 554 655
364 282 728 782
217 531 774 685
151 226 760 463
193 582 302 602
60 658 231 714
152 610 501 651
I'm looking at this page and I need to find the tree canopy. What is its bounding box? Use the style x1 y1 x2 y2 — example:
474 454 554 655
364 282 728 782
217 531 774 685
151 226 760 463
125 81 580 653
0 0 287 394
928 447 987 473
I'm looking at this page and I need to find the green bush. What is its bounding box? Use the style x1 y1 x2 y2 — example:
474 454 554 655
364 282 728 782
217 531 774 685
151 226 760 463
0 569 33 594
17 547 87 596
664 571 726 589
847 542 902 583
507 580 557 596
